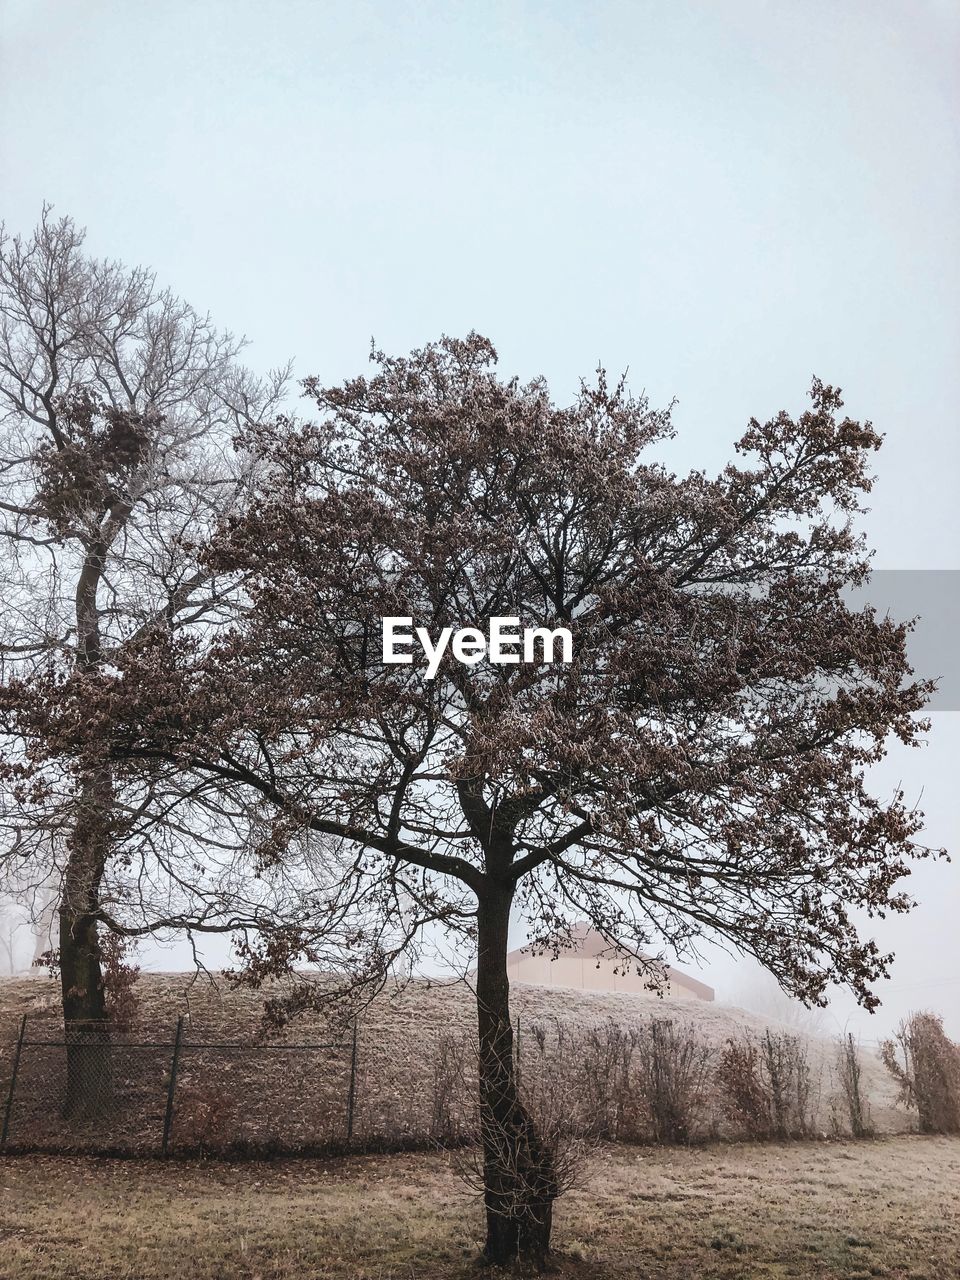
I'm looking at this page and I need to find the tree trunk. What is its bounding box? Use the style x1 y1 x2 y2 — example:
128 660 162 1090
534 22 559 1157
59 767 112 1119
475 885 557 1268
54 535 120 1118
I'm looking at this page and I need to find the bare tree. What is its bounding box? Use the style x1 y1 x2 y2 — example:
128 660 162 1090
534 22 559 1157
0 208 287 1111
29 876 58 966
0 897 25 974
734 968 830 1036
16 333 940 1263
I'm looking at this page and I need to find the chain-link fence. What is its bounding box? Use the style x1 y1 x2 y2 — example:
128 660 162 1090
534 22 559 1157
0 1009 910 1156
0 1015 359 1155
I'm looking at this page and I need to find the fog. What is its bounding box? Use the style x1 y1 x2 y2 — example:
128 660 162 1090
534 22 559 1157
2 0 956 1041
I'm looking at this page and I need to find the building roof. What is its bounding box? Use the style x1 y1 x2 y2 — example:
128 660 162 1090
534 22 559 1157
507 922 715 1001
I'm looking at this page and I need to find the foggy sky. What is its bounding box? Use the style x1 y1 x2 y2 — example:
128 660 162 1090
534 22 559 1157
2 0 957 1039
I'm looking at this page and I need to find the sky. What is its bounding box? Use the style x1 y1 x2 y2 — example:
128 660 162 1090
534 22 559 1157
1 0 957 1039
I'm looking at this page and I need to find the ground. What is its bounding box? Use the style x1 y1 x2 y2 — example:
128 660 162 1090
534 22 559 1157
1 1136 957 1279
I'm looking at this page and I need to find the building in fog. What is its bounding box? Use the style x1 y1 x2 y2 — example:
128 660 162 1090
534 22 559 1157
507 922 714 1001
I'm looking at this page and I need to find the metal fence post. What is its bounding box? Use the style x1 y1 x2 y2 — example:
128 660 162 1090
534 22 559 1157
346 1020 358 1142
161 1015 184 1157
1 1014 27 1149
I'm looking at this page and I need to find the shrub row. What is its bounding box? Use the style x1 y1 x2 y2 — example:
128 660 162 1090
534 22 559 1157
423 1016 881 1148
164 1008 960 1152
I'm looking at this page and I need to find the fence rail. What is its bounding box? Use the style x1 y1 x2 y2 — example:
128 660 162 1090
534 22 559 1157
0 1014 358 1156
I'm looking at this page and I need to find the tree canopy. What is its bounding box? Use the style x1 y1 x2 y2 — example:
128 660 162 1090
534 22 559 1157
8 331 939 1262
0 211 287 1110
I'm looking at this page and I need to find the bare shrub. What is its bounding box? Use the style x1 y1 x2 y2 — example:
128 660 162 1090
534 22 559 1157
761 1029 812 1138
716 1030 812 1139
517 1027 593 1187
521 1020 596 1157
837 1032 872 1137
881 1012 960 1135
578 1020 639 1140
634 1018 712 1144
717 1037 770 1138
173 1067 238 1152
430 1032 469 1144
521 1016 711 1145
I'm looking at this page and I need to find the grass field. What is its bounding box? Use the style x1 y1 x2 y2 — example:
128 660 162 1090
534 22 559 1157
1 1136 957 1279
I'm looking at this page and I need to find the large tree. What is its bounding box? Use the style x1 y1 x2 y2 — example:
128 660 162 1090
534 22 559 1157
0 210 287 1110
31 334 937 1260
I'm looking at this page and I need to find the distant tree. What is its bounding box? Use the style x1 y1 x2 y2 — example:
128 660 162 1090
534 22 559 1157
32 335 938 1262
734 967 830 1036
29 877 58 966
0 209 287 1112
0 897 24 974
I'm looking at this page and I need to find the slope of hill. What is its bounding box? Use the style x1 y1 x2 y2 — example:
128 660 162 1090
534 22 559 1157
0 973 910 1152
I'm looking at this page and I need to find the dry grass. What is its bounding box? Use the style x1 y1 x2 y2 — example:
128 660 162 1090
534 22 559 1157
0 1136 957 1279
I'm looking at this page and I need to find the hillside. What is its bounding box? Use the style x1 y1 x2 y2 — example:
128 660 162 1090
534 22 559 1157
0 973 910 1153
